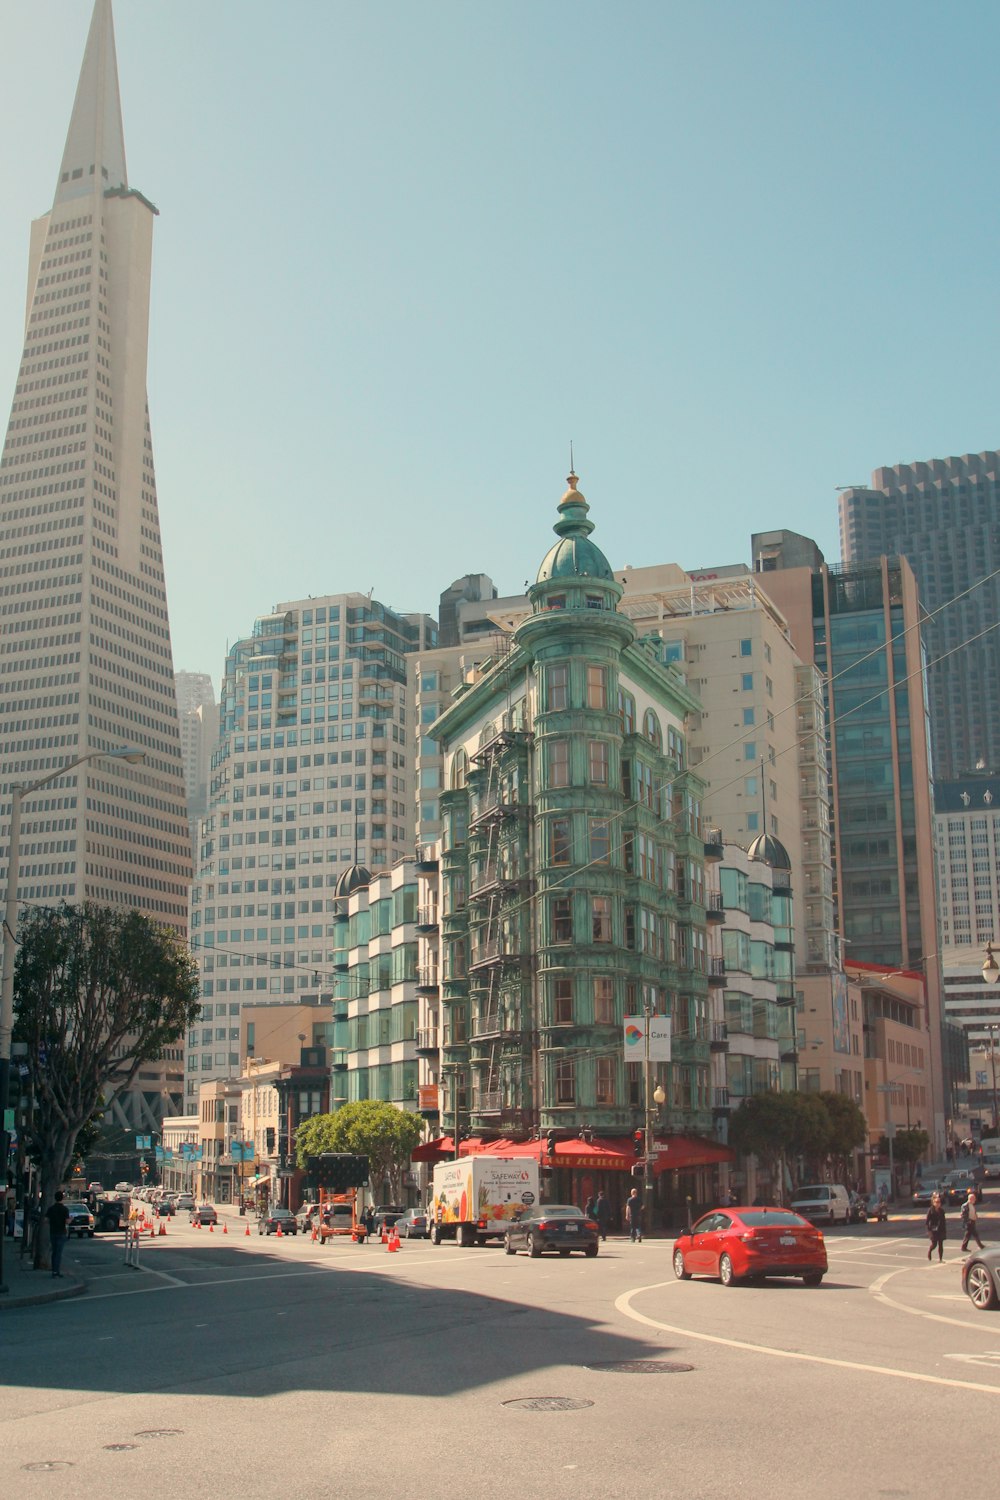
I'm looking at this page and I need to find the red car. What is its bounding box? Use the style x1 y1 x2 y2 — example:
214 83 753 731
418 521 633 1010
672 1206 828 1287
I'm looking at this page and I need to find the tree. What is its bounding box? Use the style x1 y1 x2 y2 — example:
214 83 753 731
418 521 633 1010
14 902 200 1265
818 1092 867 1181
728 1092 797 1187
879 1127 930 1191
296 1101 423 1203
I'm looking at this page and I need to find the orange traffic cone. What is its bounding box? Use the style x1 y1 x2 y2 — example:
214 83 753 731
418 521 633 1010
194 1218 200 1228
223 1222 228 1235
150 1224 156 1239
392 1226 401 1251
380 1223 388 1244
276 1224 283 1238
209 1222 214 1233
312 1226 318 1243
158 1220 166 1236
244 1223 251 1237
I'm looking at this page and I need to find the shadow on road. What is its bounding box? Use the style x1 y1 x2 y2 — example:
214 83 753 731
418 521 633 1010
0 1239 672 1402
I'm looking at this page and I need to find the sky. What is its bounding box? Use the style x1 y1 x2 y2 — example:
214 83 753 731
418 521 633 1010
1 0 999 682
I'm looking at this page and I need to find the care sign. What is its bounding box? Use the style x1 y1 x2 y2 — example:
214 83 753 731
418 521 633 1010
623 1014 672 1063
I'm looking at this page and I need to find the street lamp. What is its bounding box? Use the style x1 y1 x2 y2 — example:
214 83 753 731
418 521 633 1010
0 746 145 1294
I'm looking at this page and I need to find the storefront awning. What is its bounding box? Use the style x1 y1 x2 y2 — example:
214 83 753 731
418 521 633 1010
651 1135 735 1174
245 1173 270 1186
411 1135 454 1162
450 1133 733 1172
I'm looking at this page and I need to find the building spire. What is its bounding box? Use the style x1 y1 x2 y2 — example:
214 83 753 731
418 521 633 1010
55 0 127 207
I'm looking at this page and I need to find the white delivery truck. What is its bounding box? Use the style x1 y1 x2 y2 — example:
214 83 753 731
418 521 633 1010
430 1156 540 1247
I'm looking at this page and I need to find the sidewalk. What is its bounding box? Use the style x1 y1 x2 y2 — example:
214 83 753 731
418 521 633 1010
0 1238 86 1311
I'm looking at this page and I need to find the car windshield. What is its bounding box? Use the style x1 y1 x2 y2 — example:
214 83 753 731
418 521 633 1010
739 1211 808 1228
792 1190 828 1201
538 1206 584 1218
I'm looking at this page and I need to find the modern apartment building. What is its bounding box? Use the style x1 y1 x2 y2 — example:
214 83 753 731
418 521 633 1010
757 547 946 1150
838 451 1000 782
0 1 191 1136
186 593 434 1104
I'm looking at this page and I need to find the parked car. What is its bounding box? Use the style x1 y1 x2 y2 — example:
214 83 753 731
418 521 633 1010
190 1204 218 1227
259 1208 298 1236
66 1202 96 1238
114 1181 133 1194
296 1202 321 1234
394 1208 429 1239
788 1183 851 1226
370 1207 407 1236
174 1195 195 1212
504 1204 599 1258
672 1206 827 1286
912 1180 943 1207
156 1199 175 1217
962 1247 1000 1310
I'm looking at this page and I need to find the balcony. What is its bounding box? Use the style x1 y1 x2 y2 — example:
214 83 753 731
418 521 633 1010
472 1090 503 1115
713 1087 731 1114
468 940 527 970
706 890 725 923
416 966 440 995
704 827 724 861
415 905 439 932
414 845 439 873
415 1027 439 1056
708 957 726 987
472 1011 501 1040
710 1022 729 1052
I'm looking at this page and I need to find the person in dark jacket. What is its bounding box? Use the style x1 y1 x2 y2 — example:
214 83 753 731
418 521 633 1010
594 1192 611 1241
46 1191 70 1277
926 1192 947 1261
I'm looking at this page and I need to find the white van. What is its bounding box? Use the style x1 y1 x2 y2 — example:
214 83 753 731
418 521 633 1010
789 1183 852 1226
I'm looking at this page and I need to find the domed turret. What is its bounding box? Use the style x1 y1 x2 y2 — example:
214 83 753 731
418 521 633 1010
746 833 792 871
334 862 372 906
535 470 616 587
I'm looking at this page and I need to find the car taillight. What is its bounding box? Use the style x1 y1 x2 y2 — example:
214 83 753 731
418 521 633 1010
477 1217 487 1228
538 1221 552 1232
740 1229 757 1242
584 1220 598 1232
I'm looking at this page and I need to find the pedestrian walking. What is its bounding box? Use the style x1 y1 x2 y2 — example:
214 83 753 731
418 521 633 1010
594 1191 611 1242
925 1192 947 1261
45 1191 70 1278
584 1194 596 1220
624 1187 643 1243
960 1186 984 1251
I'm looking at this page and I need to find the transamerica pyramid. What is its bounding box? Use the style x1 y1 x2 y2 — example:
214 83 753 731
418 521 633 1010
0 0 192 962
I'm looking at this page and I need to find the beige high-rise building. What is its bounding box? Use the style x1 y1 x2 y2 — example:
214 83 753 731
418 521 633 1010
0 3 192 1131
175 671 218 860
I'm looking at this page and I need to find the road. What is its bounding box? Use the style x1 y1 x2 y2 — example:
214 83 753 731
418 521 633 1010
1 1203 998 1498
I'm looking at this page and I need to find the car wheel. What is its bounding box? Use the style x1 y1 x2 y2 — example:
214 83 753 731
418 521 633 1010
504 1234 516 1256
966 1262 999 1310
719 1253 736 1286
431 1223 442 1245
528 1233 542 1259
802 1272 824 1287
584 1244 598 1258
558 1248 570 1257
673 1249 690 1281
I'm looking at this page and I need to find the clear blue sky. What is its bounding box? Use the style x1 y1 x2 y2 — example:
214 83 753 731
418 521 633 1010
2 1 998 681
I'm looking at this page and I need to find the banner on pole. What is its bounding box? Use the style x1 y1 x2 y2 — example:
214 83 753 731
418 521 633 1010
623 1014 671 1063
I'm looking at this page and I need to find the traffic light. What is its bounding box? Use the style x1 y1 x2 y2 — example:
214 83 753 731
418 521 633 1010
633 1129 644 1158
546 1130 557 1159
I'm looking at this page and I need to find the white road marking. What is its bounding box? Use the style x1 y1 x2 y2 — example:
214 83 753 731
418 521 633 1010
615 1280 1000 1394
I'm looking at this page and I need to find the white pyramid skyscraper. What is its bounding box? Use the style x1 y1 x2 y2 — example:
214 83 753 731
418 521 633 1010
0 0 191 937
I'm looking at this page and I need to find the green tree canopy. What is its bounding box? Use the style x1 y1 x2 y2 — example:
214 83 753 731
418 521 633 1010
818 1091 868 1175
296 1100 423 1201
729 1090 870 1189
14 901 200 1262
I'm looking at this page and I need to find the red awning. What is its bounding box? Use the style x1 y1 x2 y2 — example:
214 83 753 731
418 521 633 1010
411 1135 454 1162
652 1134 734 1175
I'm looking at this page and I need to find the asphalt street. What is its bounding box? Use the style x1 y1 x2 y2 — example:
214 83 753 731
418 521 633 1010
2 1203 999 1499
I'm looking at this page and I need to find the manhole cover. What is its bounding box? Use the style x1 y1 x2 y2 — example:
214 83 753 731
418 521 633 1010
587 1360 695 1374
23 1462 74 1473
104 1444 139 1452
133 1429 182 1439
503 1396 595 1411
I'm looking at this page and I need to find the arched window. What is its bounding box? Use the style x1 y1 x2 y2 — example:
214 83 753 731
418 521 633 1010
643 709 662 749
479 721 496 748
450 749 468 790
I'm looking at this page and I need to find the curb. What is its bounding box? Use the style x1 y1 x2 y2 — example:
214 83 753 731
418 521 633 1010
0 1271 86 1311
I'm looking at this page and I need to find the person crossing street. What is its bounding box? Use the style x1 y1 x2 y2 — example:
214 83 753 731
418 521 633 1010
960 1185 984 1252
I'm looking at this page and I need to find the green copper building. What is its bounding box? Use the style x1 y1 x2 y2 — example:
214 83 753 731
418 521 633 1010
422 473 728 1210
